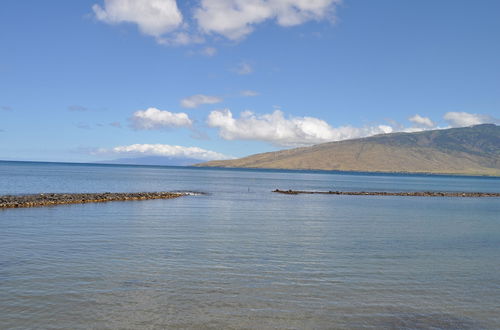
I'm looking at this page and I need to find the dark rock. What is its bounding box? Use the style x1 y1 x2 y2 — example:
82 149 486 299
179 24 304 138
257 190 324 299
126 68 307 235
0 192 195 209
272 189 500 198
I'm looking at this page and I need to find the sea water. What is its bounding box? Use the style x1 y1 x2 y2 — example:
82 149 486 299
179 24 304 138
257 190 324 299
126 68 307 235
0 161 499 329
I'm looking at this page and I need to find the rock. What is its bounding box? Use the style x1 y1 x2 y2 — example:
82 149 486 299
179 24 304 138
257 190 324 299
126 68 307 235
272 189 500 198
0 192 197 209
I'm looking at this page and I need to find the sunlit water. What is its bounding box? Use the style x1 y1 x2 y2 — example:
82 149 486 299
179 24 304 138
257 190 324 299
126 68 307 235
1 161 499 329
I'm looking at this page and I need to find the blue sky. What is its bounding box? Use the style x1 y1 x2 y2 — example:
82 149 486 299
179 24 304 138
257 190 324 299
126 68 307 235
1 0 499 163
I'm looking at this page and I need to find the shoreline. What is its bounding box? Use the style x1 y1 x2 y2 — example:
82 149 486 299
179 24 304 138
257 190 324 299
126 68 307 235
273 189 500 197
2 161 499 179
0 192 190 209
194 165 500 178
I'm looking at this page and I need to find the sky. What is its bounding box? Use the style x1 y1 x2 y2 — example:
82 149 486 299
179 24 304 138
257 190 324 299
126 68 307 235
1 0 499 163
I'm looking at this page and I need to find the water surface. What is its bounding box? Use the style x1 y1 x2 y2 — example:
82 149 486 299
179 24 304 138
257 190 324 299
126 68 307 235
1 161 499 328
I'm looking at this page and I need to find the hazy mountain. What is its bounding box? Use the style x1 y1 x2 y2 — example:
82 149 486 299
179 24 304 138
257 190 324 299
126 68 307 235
195 124 500 176
100 156 205 167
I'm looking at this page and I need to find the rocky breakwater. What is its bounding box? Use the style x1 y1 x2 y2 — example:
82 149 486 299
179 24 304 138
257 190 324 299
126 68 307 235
273 189 500 197
0 192 188 209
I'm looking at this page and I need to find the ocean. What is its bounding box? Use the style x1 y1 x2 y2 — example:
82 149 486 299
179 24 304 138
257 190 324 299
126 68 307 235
1 161 499 329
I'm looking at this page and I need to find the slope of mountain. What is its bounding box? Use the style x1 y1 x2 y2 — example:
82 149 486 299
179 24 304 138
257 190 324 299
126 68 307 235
195 124 500 176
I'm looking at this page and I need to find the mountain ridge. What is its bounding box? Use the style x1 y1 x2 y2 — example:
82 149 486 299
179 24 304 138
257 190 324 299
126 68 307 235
195 124 500 176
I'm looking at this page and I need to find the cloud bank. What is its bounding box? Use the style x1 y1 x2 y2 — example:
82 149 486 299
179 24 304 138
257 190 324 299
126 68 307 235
101 143 233 160
207 109 393 147
181 94 223 108
443 111 497 127
206 109 498 147
131 107 192 130
93 0 341 44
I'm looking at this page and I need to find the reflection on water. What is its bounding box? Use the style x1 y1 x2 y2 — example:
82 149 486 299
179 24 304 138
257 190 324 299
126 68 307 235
1 162 499 328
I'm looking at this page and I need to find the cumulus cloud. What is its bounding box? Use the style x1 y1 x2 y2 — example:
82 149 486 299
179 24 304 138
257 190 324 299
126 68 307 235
234 62 253 75
241 90 259 97
194 0 341 40
92 0 183 38
93 0 341 45
180 94 223 108
443 111 497 127
207 109 393 147
100 143 233 160
131 107 192 130
408 114 435 128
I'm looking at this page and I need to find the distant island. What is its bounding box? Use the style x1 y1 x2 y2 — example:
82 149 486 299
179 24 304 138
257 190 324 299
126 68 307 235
195 124 500 176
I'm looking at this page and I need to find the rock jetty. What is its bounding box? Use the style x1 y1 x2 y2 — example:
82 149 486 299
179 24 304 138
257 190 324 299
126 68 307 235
0 192 187 209
273 189 500 197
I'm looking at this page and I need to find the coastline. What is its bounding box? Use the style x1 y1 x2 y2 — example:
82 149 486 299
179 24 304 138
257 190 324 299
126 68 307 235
194 164 500 178
2 160 500 178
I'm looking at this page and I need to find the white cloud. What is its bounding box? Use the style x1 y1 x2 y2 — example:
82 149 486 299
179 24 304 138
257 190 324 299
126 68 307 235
201 46 217 56
408 114 435 128
131 107 192 129
402 127 431 133
156 32 205 46
180 94 223 108
194 0 341 40
92 0 183 38
93 0 342 45
241 90 259 97
207 109 394 147
100 143 233 160
234 62 253 75
443 111 496 127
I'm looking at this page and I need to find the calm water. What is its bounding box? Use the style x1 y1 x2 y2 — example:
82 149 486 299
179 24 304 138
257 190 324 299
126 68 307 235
1 161 499 329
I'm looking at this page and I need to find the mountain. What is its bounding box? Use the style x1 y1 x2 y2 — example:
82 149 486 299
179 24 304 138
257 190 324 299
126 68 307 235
195 124 500 176
100 156 205 166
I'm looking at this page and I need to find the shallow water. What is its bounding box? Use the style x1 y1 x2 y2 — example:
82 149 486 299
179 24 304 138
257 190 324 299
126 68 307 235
1 161 499 329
